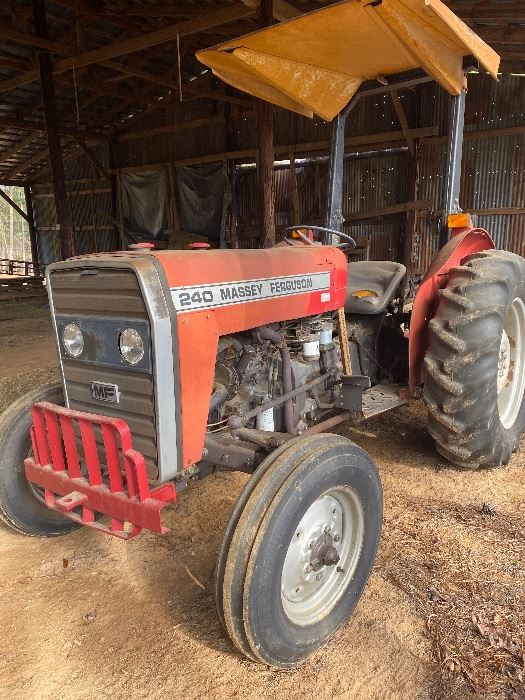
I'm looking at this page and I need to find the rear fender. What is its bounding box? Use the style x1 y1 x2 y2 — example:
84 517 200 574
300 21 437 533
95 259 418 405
408 228 494 393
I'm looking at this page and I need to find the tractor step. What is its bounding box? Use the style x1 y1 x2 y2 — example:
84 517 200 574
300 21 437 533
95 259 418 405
361 383 408 419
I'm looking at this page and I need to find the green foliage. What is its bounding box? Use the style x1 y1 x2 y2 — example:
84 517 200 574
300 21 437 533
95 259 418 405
0 186 30 261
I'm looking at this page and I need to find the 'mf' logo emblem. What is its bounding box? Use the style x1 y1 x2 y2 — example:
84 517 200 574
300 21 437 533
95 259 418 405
91 381 120 403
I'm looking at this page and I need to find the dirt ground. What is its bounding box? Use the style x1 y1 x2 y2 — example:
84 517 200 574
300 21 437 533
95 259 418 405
0 300 524 700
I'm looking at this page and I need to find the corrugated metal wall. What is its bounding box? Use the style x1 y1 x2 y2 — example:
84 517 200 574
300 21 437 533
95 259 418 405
32 74 525 275
414 74 525 271
32 142 119 264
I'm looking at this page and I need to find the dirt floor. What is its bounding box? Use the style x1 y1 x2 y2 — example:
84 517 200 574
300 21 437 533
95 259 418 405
0 299 524 700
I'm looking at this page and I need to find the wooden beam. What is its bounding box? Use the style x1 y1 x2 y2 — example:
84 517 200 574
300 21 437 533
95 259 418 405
0 186 29 222
111 126 439 172
345 200 433 223
422 124 525 144
0 56 32 72
0 5 255 95
466 206 525 216
24 185 39 265
0 117 101 141
75 138 111 181
390 89 415 155
99 60 252 106
116 115 225 141
449 2 525 21
240 0 301 21
0 132 42 166
0 27 76 55
288 152 300 225
473 26 525 44
184 84 252 107
32 0 76 259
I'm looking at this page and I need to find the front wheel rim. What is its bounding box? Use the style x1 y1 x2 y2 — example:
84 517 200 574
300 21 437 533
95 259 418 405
280 486 365 627
498 297 525 430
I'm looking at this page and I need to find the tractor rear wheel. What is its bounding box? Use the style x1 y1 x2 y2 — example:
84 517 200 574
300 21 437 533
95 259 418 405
424 249 525 469
216 433 382 668
0 383 78 537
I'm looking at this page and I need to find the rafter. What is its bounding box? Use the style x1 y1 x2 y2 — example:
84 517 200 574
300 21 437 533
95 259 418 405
0 117 100 140
0 131 42 166
0 4 255 95
0 27 76 55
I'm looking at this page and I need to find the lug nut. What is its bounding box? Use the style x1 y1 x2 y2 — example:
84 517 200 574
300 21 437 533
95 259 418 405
333 533 341 542
315 573 323 581
324 525 331 534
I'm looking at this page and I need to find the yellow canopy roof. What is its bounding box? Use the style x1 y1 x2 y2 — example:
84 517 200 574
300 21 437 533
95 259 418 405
196 0 500 121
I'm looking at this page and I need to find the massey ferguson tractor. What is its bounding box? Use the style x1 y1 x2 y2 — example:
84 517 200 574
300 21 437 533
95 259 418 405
0 0 521 670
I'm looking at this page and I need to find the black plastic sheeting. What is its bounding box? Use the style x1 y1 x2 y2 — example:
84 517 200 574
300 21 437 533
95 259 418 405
175 162 230 246
122 170 167 243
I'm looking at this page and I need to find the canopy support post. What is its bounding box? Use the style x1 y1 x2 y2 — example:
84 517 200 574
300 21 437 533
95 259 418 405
440 89 466 246
325 111 346 244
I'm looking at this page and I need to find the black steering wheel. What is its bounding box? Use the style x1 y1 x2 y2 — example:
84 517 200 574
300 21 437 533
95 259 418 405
283 225 356 249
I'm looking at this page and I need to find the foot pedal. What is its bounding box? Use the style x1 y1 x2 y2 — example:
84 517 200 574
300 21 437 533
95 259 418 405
361 384 408 419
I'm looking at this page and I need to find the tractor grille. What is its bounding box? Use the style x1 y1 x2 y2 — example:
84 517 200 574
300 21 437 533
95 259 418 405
48 267 158 479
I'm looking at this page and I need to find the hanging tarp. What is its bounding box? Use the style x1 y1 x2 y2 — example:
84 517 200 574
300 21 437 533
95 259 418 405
196 0 500 122
122 170 167 243
175 162 230 245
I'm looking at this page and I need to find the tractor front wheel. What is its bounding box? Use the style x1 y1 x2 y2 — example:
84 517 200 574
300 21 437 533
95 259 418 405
216 433 382 668
0 383 78 537
424 249 525 468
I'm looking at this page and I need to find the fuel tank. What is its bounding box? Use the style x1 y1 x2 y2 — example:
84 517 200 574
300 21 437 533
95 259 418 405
151 245 348 333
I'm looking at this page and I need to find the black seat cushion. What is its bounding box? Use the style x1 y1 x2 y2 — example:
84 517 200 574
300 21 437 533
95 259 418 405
345 261 406 315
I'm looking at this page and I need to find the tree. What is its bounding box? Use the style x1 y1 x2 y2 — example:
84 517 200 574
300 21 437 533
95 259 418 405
0 186 30 262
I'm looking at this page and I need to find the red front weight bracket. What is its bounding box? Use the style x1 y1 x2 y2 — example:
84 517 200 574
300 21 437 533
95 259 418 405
24 402 176 540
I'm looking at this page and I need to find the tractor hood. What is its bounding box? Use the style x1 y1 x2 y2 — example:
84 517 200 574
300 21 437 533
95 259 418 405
196 0 500 121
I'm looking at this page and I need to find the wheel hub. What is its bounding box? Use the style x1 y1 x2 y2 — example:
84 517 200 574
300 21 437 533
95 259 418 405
309 532 340 571
280 488 364 627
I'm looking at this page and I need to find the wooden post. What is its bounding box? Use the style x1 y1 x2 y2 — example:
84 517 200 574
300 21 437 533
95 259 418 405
225 104 239 248
289 151 300 225
229 162 238 248
24 185 39 271
257 0 275 248
32 0 76 260
108 139 121 249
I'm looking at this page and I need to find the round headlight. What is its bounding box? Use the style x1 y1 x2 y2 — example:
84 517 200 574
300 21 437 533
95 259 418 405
62 322 84 358
119 328 144 365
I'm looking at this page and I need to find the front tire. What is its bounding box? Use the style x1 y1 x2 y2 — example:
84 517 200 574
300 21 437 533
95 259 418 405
0 383 78 537
424 249 525 468
217 434 382 668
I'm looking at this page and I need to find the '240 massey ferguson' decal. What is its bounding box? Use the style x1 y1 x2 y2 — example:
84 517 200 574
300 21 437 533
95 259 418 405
171 272 331 312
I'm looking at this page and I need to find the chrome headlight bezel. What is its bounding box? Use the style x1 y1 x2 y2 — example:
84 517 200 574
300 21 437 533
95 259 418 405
119 327 145 365
62 322 84 358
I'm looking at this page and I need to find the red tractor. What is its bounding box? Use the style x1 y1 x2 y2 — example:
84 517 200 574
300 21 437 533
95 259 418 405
0 0 521 670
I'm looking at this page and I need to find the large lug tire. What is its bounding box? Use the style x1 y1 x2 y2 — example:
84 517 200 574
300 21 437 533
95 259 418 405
216 433 383 668
424 249 525 469
0 383 78 537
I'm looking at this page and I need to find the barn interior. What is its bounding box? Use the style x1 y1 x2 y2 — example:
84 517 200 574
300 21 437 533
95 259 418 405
0 0 524 286
1 3 525 700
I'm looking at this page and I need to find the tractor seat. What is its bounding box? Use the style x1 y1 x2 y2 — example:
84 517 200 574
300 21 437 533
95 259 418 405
345 261 406 315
